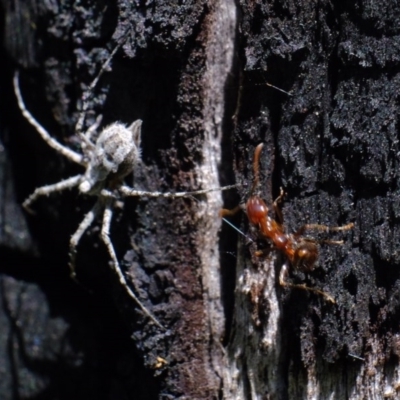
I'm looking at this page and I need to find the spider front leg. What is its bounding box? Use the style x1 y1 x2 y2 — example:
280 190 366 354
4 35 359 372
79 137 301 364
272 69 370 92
23 175 82 213
118 184 238 198
74 29 130 139
101 197 164 329
84 115 102 145
278 261 336 303
13 72 84 166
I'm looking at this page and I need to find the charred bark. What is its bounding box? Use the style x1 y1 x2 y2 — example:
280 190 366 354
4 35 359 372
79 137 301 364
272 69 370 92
1 0 399 399
225 1 400 399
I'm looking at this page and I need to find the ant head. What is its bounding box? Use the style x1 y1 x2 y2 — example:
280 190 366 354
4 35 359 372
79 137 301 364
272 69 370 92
292 239 319 272
246 196 269 226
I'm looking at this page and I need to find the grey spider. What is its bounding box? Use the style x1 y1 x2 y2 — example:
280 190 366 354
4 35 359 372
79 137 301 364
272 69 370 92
14 44 236 329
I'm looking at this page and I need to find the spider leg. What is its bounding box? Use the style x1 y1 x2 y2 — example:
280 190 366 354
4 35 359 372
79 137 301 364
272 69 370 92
75 30 130 139
279 261 336 303
101 198 164 329
69 200 102 282
23 175 82 213
117 184 238 198
13 72 84 166
85 115 102 145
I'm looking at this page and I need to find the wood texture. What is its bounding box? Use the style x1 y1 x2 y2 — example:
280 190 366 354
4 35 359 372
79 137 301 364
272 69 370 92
1 0 399 399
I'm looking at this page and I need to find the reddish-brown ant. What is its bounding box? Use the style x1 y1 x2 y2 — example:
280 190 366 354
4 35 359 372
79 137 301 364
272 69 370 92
221 143 354 303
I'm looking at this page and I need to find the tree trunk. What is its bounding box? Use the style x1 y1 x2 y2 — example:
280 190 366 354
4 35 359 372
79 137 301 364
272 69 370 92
1 0 399 399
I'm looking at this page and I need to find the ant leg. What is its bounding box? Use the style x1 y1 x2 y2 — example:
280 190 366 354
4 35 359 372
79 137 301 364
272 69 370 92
69 201 102 282
254 248 269 257
101 198 164 329
219 205 249 240
13 72 84 166
319 239 345 245
295 222 354 237
153 356 168 369
279 262 290 287
117 184 238 199
279 262 336 303
23 175 82 213
273 187 286 224
219 205 242 218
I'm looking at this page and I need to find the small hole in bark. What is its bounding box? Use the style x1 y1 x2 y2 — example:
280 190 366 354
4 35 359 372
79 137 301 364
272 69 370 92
343 271 358 296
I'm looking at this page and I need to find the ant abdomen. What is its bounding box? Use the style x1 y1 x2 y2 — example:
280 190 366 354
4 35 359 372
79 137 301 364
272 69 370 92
292 240 319 272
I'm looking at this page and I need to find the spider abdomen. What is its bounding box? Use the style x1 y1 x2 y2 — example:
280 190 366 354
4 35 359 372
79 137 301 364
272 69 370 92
79 120 142 193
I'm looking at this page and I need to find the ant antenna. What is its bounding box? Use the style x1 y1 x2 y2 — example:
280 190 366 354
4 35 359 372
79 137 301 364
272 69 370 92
251 143 264 195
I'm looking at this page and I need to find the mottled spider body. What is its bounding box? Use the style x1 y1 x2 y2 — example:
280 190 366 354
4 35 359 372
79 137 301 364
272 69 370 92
79 120 142 194
14 42 235 329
